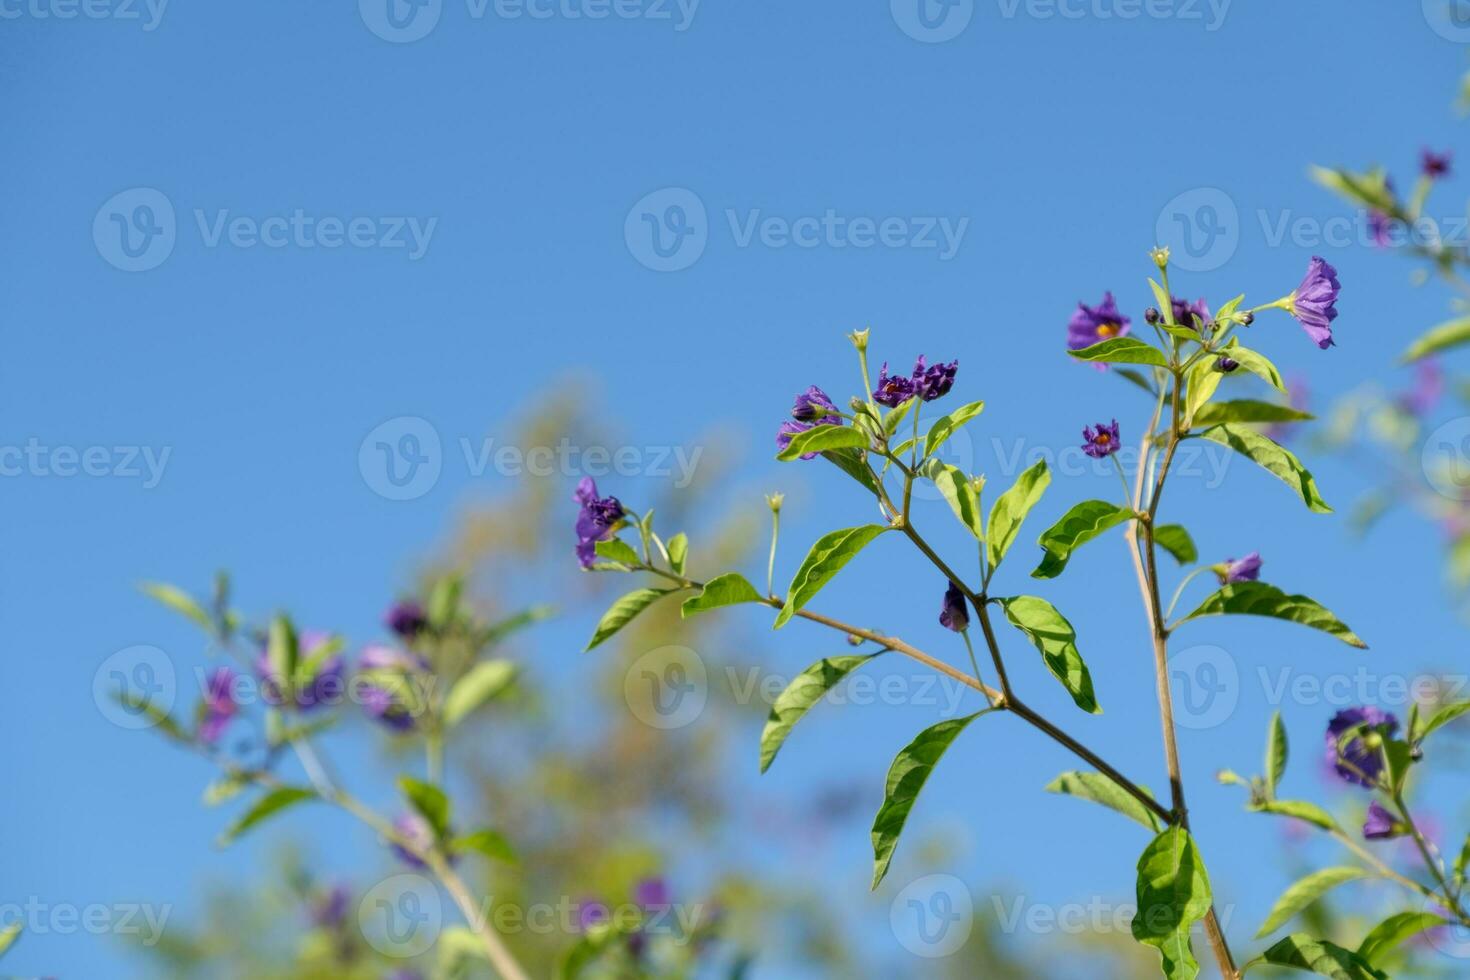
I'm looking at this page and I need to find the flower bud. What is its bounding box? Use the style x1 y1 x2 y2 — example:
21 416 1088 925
765 492 784 514
1149 246 1170 271
1239 311 1254 326
847 328 870 353
1144 307 1160 325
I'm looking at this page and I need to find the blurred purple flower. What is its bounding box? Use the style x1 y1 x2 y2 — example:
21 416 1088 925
1287 256 1339 349
1067 291 1131 350
574 477 625 569
1422 148 1452 179
873 362 916 407
390 813 436 869
310 884 351 929
198 666 238 745
357 645 430 732
791 385 838 422
938 581 969 632
1368 210 1393 248
1363 800 1404 840
1325 706 1399 788
634 876 670 909
1223 552 1262 584
1399 359 1443 417
577 898 610 932
385 600 428 640
255 631 345 712
912 356 958 402
1082 420 1121 459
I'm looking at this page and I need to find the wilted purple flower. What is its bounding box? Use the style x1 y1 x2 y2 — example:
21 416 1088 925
791 385 839 422
1215 356 1239 373
1287 256 1339 349
1422 148 1452 179
1325 706 1399 788
385 599 427 640
1067 292 1131 350
574 477 626 569
938 582 969 632
198 666 238 745
576 898 610 932
912 356 958 402
255 631 345 712
357 645 430 732
1082 420 1121 459
1399 359 1443 417
873 362 916 407
1171 296 1211 330
1223 552 1262 584
1363 800 1404 840
310 884 351 929
390 813 436 869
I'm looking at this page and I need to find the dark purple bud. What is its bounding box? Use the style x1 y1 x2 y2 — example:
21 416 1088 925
1215 357 1239 373
873 362 916 407
634 876 670 909
1287 256 1339 350
1362 800 1405 840
1325 707 1399 788
1239 311 1254 326
576 898 610 932
1144 307 1160 325
1170 296 1211 330
1081 420 1121 459
938 581 969 632
385 600 428 639
198 666 238 745
1422 148 1452 179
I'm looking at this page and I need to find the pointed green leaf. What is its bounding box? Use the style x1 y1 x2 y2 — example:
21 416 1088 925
1117 367 1159 396
1069 336 1169 367
1417 700 1470 742
443 659 517 727
1131 827 1212 980
1259 933 1387 979
666 532 688 574
761 654 880 773
682 572 765 617
140 582 213 631
1193 400 1314 427
1149 277 1171 319
1045 771 1160 831
1356 911 1449 965
452 828 517 864
986 459 1050 572
427 575 463 630
871 711 988 888
1221 342 1287 393
1403 315 1470 363
203 776 247 807
1266 710 1288 794
595 538 641 566
774 525 888 629
0 922 18 958
999 596 1099 714
1154 525 1197 565
398 776 451 838
1199 424 1331 513
777 424 868 461
1180 582 1365 648
1248 799 1341 832
1030 500 1133 579
924 400 985 457
113 690 189 742
1257 867 1369 937
821 447 882 496
923 458 983 539
481 604 553 646
586 588 675 650
268 615 299 691
1184 357 1225 427
1310 164 1396 213
218 786 316 845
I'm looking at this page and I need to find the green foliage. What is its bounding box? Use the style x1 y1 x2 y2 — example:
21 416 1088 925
442 659 517 727
1192 400 1314 427
1153 525 1197 565
998 596 1099 714
218 787 316 845
452 828 517 864
1265 710 1288 795
1130 827 1212 980
821 447 882 495
1248 799 1340 832
985 459 1051 573
773 525 889 628
268 615 299 690
1030 500 1133 579
1070 336 1170 367
776 424 868 461
1045 771 1160 831
0 922 19 959
1414 700 1470 742
760 653 880 773
585 588 676 649
1256 867 1368 937
1198 424 1331 513
1258 933 1387 979
1402 315 1470 362
1179 582 1366 648
682 572 765 616
666 531 689 574
924 399 986 457
398 775 451 838
923 458 985 539
1356 911 1448 966
1219 342 1287 393
594 537 641 567
140 581 213 631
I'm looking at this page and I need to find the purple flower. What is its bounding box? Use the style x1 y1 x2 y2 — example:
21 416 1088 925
634 876 670 909
1223 552 1262 584
1067 291 1131 350
357 645 430 732
576 898 610 932
1287 256 1339 350
1363 800 1404 840
1081 420 1121 459
1325 707 1399 788
1171 296 1211 330
791 386 839 422
574 477 626 569
255 631 345 712
198 666 238 745
912 356 958 402
1215 356 1239 373
310 884 351 929
385 600 427 640
1399 359 1443 417
873 362 916 407
1422 148 1452 179
1368 210 1393 248
390 813 437 869
938 581 969 632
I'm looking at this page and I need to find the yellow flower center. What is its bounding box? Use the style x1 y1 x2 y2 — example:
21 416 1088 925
1096 433 1111 445
1096 323 1119 339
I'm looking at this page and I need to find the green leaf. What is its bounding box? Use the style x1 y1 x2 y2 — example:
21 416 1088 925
1069 336 1169 367
1199 424 1331 513
1154 525 1197 565
760 654 880 773
1356 911 1449 965
666 532 688 574
1193 400 1314 427
1030 500 1133 579
481 604 553 645
924 399 985 457
923 458 984 539
443 659 517 727
1259 933 1387 979
1310 164 1396 213
871 711 988 888
777 423 868 461
1045 771 1160 831
986 459 1050 573
1221 342 1287 393
140 581 212 631
1184 357 1225 427
1117 367 1159 395
294 634 345 688
1257 867 1369 937
682 572 765 616
821 447 881 496
1403 315 1470 362
1180 582 1366 648
427 575 463 630
1248 799 1340 832
1149 277 1171 319
1131 827 1212 980
268 615 299 691
999 596 1100 714
1266 710 1288 794
594 538 641 566
1417 700 1470 742
586 588 675 650
452 828 517 864
774 525 889 629
0 922 21 958
882 395 916 437
113 691 188 742
398 776 451 838
203 776 247 806
218 786 316 845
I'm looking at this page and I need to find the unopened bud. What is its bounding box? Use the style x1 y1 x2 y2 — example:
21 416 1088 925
1144 307 1160 325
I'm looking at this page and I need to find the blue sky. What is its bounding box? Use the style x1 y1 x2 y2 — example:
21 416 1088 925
6 1 1470 976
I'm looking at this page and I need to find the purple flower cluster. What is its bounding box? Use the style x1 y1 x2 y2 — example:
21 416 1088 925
873 356 958 407
358 644 430 732
574 477 626 568
1081 420 1121 459
938 582 969 633
1067 292 1130 350
1289 256 1340 350
198 666 238 745
255 630 345 712
1325 706 1398 788
777 385 842 459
